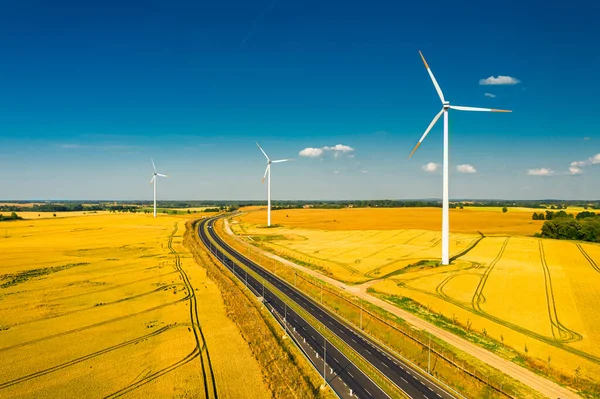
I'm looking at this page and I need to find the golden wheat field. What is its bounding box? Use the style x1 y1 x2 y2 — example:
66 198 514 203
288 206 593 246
0 212 269 399
234 207 600 381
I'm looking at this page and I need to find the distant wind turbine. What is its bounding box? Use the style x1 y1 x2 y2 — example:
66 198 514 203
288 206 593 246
409 51 511 265
256 142 292 227
149 158 168 218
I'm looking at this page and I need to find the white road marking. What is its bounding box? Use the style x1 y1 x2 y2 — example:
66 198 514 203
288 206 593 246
365 388 372 397
401 377 408 383
382 362 389 368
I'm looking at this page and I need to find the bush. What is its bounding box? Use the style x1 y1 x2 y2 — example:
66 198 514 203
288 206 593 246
540 216 600 243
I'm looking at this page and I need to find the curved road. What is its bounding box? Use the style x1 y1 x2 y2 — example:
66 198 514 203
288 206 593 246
198 216 456 399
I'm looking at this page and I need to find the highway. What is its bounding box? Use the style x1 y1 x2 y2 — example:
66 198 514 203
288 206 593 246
198 216 457 399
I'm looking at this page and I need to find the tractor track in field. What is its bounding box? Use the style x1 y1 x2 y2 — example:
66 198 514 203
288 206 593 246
104 347 200 398
400 237 598 364
167 223 218 399
471 237 510 311
402 231 427 245
538 241 581 343
0 298 189 354
0 324 179 389
43 271 179 303
10 284 182 328
449 232 486 263
576 243 600 273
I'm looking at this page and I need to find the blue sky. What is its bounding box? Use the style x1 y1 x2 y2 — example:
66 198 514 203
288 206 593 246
1 0 599 200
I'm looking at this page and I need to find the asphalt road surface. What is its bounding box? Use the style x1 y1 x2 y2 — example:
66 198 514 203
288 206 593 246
198 216 457 399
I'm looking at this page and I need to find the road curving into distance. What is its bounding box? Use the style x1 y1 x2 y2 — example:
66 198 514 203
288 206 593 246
198 216 456 399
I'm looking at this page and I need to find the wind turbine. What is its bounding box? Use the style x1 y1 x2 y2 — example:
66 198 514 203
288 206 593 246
409 51 511 265
256 142 292 227
149 159 168 218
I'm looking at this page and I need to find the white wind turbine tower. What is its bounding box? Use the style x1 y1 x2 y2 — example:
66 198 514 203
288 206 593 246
149 158 168 218
409 51 511 265
256 142 292 227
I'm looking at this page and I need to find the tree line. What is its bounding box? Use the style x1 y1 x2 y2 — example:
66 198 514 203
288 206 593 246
0 212 22 221
535 211 600 243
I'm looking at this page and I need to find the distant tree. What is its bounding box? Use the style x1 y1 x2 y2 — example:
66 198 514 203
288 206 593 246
502 207 508 213
187 209 191 214
459 204 464 209
532 212 545 220
193 210 197 213
53 213 57 217
576 211 599 220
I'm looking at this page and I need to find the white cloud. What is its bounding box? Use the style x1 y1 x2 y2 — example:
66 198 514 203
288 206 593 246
422 162 439 172
565 153 600 174
479 76 520 85
527 168 554 176
299 143 354 159
323 144 354 153
584 136 591 141
59 144 82 149
299 147 324 158
361 170 368 173
568 166 583 175
457 164 477 174
334 170 340 175
484 93 496 98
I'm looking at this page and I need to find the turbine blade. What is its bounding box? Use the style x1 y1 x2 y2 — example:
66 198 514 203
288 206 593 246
262 164 270 183
255 142 270 161
151 158 157 173
450 105 512 112
149 176 155 184
419 51 445 103
409 108 444 158
157 173 168 177
271 158 293 163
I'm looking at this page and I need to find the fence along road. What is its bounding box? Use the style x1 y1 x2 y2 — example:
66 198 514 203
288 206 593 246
198 216 456 399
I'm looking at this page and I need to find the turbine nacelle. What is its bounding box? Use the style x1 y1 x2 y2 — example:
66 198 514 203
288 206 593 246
409 51 512 159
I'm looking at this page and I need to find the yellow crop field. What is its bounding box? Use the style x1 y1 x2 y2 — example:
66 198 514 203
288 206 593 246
0 213 268 399
233 207 600 382
0 211 111 219
239 206 544 235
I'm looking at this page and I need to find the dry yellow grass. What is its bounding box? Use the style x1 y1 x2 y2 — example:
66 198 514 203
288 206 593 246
234 207 600 383
0 213 268 399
